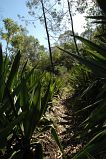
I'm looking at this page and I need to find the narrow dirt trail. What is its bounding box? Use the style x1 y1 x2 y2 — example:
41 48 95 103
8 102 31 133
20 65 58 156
42 94 83 159
52 95 83 159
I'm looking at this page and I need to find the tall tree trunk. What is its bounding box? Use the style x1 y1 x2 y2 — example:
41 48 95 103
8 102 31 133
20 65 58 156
67 0 80 55
40 0 54 73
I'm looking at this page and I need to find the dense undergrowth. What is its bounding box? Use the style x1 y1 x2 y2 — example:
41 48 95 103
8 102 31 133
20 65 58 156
65 14 106 159
0 47 66 159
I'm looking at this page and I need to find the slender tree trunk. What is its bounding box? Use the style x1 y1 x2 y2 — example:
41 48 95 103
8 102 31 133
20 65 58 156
40 0 54 73
67 0 80 55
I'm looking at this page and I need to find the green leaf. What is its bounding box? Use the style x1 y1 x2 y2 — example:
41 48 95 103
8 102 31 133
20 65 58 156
0 45 6 102
20 60 28 78
24 82 41 138
86 99 106 127
75 35 106 58
9 151 23 159
40 80 51 117
86 49 106 61
31 82 41 111
57 47 106 78
72 130 106 159
12 66 37 98
51 127 66 159
19 79 29 111
0 44 3 73
87 153 95 159
4 84 17 116
0 113 24 137
76 100 102 114
6 51 21 88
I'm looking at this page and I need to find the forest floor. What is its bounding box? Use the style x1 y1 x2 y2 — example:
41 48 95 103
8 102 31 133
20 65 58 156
39 88 84 159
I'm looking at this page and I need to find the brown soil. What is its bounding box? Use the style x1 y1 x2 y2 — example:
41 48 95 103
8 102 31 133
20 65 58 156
39 93 83 159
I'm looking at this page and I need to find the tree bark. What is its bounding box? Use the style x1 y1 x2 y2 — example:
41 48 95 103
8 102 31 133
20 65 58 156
67 0 80 55
40 0 54 73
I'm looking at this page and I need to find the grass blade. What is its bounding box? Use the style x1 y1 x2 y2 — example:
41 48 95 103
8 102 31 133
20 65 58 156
51 127 66 159
6 51 21 88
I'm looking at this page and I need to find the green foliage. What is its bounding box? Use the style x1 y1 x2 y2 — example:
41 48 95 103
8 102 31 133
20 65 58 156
59 15 106 159
1 18 46 70
69 64 91 91
2 18 21 41
0 45 64 159
54 4 106 157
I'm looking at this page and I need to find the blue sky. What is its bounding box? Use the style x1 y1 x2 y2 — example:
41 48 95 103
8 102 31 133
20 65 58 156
0 0 86 48
0 0 48 47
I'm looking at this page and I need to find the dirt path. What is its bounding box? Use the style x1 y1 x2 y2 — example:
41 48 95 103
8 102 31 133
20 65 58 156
42 93 83 159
